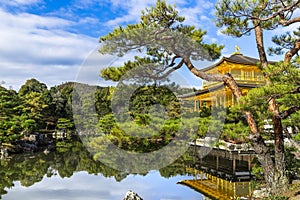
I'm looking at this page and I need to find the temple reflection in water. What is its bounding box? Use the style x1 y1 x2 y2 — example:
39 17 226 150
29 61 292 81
179 144 256 199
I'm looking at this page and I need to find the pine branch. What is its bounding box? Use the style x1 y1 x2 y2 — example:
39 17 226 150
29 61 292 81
279 16 300 26
284 39 300 64
258 0 300 22
154 58 184 80
280 106 300 119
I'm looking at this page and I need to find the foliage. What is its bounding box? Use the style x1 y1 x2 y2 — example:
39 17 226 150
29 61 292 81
240 62 300 135
215 0 299 37
0 78 118 143
262 196 289 200
56 118 74 130
252 163 264 180
0 86 24 142
269 27 300 57
99 0 223 84
18 78 47 96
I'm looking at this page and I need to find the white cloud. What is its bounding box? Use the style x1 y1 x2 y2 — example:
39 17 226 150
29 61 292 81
105 0 156 26
0 0 41 7
177 0 214 27
104 0 213 28
0 9 98 90
78 17 100 25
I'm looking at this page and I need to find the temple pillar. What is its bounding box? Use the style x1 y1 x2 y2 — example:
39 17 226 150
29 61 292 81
232 156 236 174
216 154 219 170
248 155 252 171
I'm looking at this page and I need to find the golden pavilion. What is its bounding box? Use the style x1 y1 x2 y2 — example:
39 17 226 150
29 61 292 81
178 146 256 199
182 52 266 110
177 52 266 199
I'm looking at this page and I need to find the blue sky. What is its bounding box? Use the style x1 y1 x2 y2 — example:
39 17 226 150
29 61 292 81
0 0 292 90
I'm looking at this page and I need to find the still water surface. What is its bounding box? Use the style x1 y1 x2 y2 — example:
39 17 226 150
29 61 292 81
1 140 253 200
3 171 201 200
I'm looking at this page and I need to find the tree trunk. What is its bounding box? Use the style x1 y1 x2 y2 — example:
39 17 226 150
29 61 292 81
254 23 289 193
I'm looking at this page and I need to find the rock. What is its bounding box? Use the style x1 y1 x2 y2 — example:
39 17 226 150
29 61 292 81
123 190 143 200
252 188 268 198
15 140 37 152
28 134 38 143
27 133 50 146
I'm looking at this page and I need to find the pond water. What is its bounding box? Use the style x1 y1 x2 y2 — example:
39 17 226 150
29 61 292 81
2 171 201 200
0 140 254 200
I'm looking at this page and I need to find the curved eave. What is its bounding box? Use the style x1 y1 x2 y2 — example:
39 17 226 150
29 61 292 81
179 84 224 99
179 83 259 99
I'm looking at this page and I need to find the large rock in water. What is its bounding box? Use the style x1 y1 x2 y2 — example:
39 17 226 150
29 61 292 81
123 190 143 200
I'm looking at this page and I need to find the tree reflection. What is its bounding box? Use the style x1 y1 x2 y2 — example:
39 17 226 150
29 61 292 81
0 139 192 198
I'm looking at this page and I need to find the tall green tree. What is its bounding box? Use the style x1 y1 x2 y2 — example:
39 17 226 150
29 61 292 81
0 86 24 142
215 0 300 194
19 79 49 130
18 78 47 96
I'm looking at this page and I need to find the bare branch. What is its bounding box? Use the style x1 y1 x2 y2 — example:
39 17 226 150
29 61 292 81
280 16 300 26
280 106 300 119
280 0 287 8
155 58 184 80
169 55 180 67
284 39 300 64
291 86 300 94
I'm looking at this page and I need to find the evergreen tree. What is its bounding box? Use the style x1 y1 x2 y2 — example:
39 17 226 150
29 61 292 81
0 86 24 142
215 0 300 194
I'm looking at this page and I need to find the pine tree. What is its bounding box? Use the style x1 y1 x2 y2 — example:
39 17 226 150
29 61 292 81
215 0 300 194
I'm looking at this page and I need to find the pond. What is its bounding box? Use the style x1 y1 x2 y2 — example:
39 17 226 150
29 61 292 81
0 140 254 200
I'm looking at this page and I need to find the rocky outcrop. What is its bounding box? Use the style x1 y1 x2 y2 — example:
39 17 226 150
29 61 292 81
123 190 143 200
0 133 54 155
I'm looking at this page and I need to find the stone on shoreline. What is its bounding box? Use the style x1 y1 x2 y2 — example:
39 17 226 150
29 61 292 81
123 190 143 200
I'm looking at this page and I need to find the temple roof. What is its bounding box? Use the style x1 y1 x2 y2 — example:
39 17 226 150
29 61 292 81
200 53 273 72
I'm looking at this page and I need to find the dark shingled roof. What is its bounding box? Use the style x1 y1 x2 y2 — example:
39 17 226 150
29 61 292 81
225 53 261 65
200 53 270 72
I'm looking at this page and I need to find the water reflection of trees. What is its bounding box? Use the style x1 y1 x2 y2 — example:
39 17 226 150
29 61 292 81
0 139 192 198
0 140 119 198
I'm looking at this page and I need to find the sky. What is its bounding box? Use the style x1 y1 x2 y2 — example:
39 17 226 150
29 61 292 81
0 0 293 91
